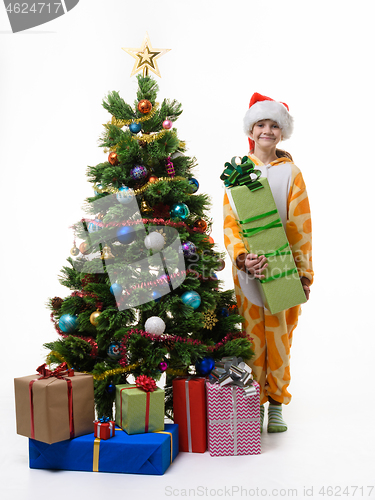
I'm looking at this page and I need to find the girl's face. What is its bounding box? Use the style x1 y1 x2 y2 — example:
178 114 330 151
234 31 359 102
249 120 283 149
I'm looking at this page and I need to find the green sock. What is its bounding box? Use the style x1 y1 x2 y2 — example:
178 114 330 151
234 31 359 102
260 405 265 433
267 404 287 433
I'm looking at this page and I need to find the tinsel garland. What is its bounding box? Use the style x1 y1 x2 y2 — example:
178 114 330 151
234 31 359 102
118 328 248 367
50 313 98 357
105 103 160 127
71 290 103 310
132 129 167 143
93 176 186 195
80 217 207 235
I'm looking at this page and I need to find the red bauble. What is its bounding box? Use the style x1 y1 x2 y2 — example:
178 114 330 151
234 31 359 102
108 152 119 166
194 219 208 232
138 99 152 114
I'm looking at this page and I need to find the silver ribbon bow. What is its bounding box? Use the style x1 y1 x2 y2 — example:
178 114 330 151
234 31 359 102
209 356 256 397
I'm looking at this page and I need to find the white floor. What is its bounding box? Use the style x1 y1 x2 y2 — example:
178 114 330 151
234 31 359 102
3 355 374 500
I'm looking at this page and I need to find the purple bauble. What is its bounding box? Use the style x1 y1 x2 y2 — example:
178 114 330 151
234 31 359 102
181 241 196 258
130 164 148 180
159 361 168 372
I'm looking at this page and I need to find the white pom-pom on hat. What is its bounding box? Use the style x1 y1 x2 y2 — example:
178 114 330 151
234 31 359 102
243 93 294 150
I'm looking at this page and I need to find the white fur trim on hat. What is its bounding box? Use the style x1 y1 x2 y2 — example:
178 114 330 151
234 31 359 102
243 100 294 140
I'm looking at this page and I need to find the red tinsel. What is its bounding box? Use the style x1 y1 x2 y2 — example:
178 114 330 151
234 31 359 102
81 217 206 234
135 375 157 392
118 328 247 367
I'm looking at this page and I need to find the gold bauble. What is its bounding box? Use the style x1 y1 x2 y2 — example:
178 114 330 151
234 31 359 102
90 310 101 326
101 244 114 260
140 200 153 214
70 246 79 256
79 241 91 255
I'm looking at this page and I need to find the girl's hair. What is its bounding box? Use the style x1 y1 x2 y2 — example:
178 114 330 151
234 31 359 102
276 148 293 161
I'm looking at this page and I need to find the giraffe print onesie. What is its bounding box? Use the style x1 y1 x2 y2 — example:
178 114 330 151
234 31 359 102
223 154 313 405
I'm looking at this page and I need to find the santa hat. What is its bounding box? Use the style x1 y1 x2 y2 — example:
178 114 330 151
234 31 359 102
243 93 294 151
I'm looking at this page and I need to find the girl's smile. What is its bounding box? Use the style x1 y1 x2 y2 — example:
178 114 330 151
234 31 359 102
250 119 283 148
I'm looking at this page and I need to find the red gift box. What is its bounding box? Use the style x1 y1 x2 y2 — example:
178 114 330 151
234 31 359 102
94 419 116 440
172 377 207 453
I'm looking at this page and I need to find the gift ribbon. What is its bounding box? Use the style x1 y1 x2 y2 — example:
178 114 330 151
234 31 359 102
92 430 173 472
120 386 151 432
209 357 256 396
95 420 115 439
93 437 100 472
238 206 297 284
29 362 75 440
220 156 263 192
185 377 193 453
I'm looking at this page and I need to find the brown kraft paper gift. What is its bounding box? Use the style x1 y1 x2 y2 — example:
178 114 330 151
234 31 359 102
14 364 95 444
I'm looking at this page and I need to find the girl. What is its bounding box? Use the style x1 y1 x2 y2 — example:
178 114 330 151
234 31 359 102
223 93 313 433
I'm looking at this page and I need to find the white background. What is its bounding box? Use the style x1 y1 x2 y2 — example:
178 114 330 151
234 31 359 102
1 1 374 499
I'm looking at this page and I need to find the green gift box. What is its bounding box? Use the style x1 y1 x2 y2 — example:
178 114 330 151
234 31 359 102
115 384 164 435
222 157 306 314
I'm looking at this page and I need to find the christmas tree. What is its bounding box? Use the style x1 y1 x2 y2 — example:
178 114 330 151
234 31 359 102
45 35 253 418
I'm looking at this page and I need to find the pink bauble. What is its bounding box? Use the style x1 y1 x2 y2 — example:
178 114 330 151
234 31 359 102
162 120 173 130
159 361 168 372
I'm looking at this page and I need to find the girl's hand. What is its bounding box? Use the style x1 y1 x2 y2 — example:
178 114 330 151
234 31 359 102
244 253 268 279
300 277 311 301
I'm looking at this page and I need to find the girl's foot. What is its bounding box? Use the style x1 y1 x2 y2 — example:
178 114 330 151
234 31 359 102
267 405 287 433
260 405 265 433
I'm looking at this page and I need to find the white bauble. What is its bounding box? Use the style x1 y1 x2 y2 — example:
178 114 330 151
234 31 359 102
116 186 135 205
144 316 166 336
144 232 165 252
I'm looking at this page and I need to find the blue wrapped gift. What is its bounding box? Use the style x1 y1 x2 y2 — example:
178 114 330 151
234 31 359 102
29 423 178 475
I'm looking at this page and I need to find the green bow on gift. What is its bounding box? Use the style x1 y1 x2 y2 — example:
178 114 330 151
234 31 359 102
220 156 263 191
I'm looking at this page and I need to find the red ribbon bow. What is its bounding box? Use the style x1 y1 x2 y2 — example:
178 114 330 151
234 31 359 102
136 375 157 393
35 362 74 379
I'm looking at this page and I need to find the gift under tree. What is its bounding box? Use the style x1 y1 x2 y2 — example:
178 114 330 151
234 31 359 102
44 34 253 418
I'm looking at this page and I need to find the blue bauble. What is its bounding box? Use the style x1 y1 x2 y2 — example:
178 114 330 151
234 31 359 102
88 219 101 233
188 178 199 193
130 164 148 180
94 184 104 195
181 241 196 258
106 383 115 394
195 356 215 376
170 203 190 220
181 290 201 309
116 226 136 244
129 122 142 134
59 314 79 333
110 283 123 295
116 186 135 205
107 342 122 359
152 290 162 302
221 307 229 317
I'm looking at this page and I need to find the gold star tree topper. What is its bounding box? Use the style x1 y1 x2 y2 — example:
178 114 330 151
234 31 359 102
122 33 170 78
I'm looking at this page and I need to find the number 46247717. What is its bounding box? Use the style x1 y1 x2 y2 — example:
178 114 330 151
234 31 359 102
6 3 63 14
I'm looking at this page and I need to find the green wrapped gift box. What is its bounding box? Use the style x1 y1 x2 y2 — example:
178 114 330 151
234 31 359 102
115 384 164 434
223 157 306 314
